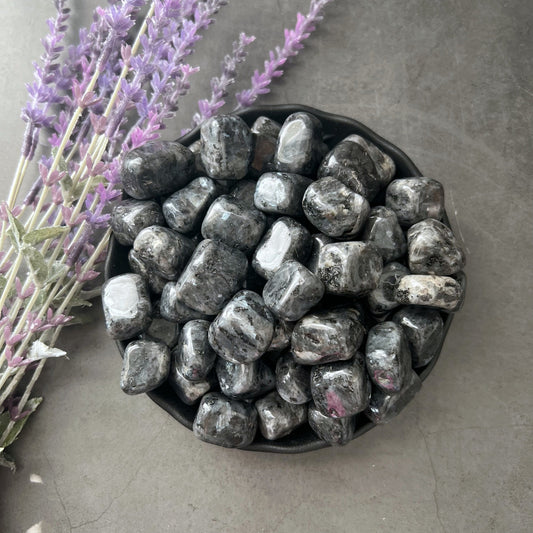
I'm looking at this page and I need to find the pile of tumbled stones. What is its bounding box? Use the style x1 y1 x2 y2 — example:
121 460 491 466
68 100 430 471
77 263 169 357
102 111 466 448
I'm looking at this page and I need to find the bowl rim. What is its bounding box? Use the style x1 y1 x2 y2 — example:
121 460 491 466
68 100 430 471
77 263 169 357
105 103 454 453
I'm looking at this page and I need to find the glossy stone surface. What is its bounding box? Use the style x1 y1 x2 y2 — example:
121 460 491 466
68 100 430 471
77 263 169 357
121 141 195 200
216 359 275 400
310 354 371 418
255 391 308 440
169 366 212 405
263 260 324 322
102 274 152 340
193 392 258 448
141 318 180 348
250 116 281 176
407 218 466 275
254 172 312 216
251 115 282 138
172 320 216 381
275 353 312 404
120 340 170 395
302 176 370 239
228 179 257 207
386 177 445 227
133 226 195 280
291 308 366 365
162 177 219 234
365 321 411 393
200 115 253 180
252 217 312 279
395 274 464 311
306 233 334 275
273 112 323 175
128 249 168 295
392 307 444 368
308 402 355 445
208 290 275 363
365 369 422 424
201 195 267 253
159 282 211 323
367 262 410 316
174 239 248 315
111 199 165 246
268 320 294 352
316 241 383 296
362 206 407 263
187 139 207 175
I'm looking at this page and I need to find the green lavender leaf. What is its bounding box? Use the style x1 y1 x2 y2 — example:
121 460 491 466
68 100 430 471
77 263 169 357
6 210 25 251
71 174 105 199
0 448 16 471
46 261 69 285
22 226 68 246
22 247 49 286
59 174 73 202
0 397 43 449
0 275 6 293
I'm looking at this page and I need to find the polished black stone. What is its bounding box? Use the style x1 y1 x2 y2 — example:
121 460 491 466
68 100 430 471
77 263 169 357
306 233 334 274
275 352 312 404
216 358 275 400
141 317 180 348
395 274 464 311
254 172 312 217
229 179 258 207
187 139 207 175
111 199 165 246
159 281 212 323
251 115 282 138
128 249 168 295
308 402 355 445
169 365 213 405
250 116 281 176
367 262 410 316
255 391 308 440
268 320 294 352
362 206 407 263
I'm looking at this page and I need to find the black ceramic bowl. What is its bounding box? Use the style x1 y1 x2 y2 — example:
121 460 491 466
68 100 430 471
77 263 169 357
105 104 454 453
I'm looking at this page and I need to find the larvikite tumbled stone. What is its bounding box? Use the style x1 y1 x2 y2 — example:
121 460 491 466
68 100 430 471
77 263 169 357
133 226 195 280
392 307 444 368
111 199 165 246
216 358 275 400
306 233 334 274
169 365 213 405
365 369 422 424
386 178 445 227
252 217 312 279
172 320 216 381
316 241 383 296
308 402 355 445
362 206 407 263
251 115 282 138
274 112 323 175
175 239 248 315
268 320 294 352
159 281 211 323
188 139 207 175
302 176 370 239
367 262 410 316
162 177 219 234
395 274 464 312
201 195 266 253
263 260 324 322
291 308 366 365
407 218 466 275
141 317 180 348
365 322 411 394
121 141 195 200
193 392 258 448
200 115 253 180
208 290 275 363
229 179 258 207
120 340 170 394
255 391 308 440
254 172 312 217
250 116 281 176
275 353 312 404
102 274 151 340
311 353 371 418
128 249 168 295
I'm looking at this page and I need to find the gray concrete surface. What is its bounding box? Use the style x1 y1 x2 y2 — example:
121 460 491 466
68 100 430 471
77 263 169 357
0 1 532 532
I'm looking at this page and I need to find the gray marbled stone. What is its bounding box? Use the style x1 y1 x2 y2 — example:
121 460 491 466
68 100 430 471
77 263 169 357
306 233 334 274
302 177 370 239
111 199 165 246
172 320 216 381
275 353 312 404
263 260 324 322
250 116 281 176
308 402 355 445
187 139 207 175
200 115 253 180
273 112 323 175
254 172 312 216
395 274 464 312
365 322 411 394
386 178 445 227
291 308 366 365
316 241 383 296
193 392 258 448
362 206 407 263
128 249 168 295
228 179 257 207
133 225 195 280
102 274 152 340
365 369 422 424
268 320 294 352
392 307 444 368
201 195 266 254
216 359 275 400
120 340 170 394
159 281 211 323
141 318 180 348
255 391 308 440
407 218 466 275
169 365 213 405
252 217 312 279
162 177 219 234
121 141 195 200
367 262 410 316
310 353 371 418
251 116 282 138
174 239 248 315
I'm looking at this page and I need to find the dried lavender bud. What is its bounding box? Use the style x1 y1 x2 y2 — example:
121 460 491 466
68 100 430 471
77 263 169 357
216 358 275 400
362 206 407 263
308 402 355 445
255 391 307 440
276 352 312 404
395 274 464 311
111 199 165 246
254 172 312 217
367 262 410 316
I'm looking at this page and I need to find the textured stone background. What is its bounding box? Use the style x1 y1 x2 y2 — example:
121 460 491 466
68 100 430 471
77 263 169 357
0 1 532 532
